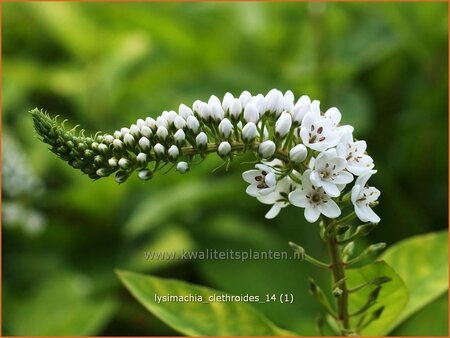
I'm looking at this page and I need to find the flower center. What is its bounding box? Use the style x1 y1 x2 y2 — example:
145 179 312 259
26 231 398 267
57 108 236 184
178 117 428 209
311 192 322 203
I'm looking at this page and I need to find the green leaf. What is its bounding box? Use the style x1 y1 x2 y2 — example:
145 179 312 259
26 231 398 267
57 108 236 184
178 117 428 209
390 292 448 336
380 230 448 328
116 270 296 336
346 261 408 336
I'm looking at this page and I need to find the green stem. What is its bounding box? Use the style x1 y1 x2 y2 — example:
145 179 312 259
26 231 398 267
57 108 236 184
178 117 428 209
324 218 351 333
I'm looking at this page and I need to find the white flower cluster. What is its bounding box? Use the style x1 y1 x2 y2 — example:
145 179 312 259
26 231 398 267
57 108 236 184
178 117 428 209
239 89 380 224
33 88 380 225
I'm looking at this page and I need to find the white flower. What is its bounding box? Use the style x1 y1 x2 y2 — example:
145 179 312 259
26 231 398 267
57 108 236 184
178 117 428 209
310 148 353 197
218 118 233 138
242 122 258 142
336 132 375 176
196 132 208 148
242 163 277 197
283 90 295 112
186 116 200 134
239 90 252 107
154 143 165 156
168 145 179 160
178 104 193 119
275 112 292 138
289 170 341 223
174 129 186 144
136 153 147 166
257 176 297 219
265 89 284 116
229 98 242 120
123 133 135 146
176 161 189 173
351 172 380 223
156 126 169 140
140 125 152 138
243 102 259 123
289 144 307 163
138 137 150 150
222 92 234 112
299 110 342 151
258 140 276 158
210 102 225 121
174 116 186 130
218 141 231 157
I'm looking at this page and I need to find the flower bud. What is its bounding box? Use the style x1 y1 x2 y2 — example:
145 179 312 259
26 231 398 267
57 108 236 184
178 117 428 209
103 134 114 144
289 144 307 163
218 141 231 157
174 129 186 145
120 127 130 136
154 143 165 156
108 157 118 167
130 124 140 138
196 132 208 149
178 104 193 119
156 116 168 129
136 118 145 128
239 90 252 107
94 155 103 166
115 170 129 184
275 112 292 137
174 116 186 130
113 139 124 150
176 161 189 173
253 94 267 116
368 242 386 253
138 169 152 181
113 130 122 139
186 116 200 134
168 145 180 160
138 137 150 151
156 126 168 140
243 102 259 123
229 98 242 120
140 125 152 138
283 90 295 112
208 95 222 106
258 140 276 158
118 158 130 169
291 95 311 124
136 152 147 167
96 168 109 177
123 133 135 146
218 118 233 138
242 122 257 143
210 102 225 122
98 143 108 153
222 92 234 112
145 117 156 130
166 110 177 125
266 89 284 116
197 102 211 120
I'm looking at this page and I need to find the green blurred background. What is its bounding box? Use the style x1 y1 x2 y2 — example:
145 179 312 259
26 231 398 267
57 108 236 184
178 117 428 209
2 2 448 336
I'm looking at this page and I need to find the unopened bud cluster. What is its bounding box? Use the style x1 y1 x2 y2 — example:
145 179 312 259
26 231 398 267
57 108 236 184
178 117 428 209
32 88 380 224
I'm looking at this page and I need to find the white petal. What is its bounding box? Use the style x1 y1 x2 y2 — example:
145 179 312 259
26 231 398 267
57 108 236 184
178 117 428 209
351 184 362 205
265 204 283 219
321 181 341 197
288 191 309 208
319 200 341 218
355 205 380 223
257 191 279 204
242 170 260 183
332 171 353 185
246 184 260 197
305 206 321 223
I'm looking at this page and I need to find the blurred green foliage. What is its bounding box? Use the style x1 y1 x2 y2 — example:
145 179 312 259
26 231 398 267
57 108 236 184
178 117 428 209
2 2 448 336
